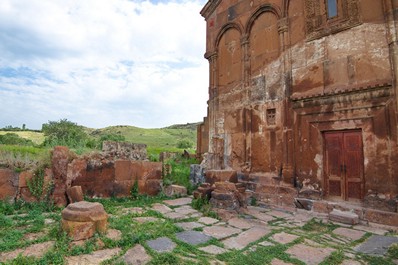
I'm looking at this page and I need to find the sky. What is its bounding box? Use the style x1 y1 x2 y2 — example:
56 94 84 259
0 0 209 130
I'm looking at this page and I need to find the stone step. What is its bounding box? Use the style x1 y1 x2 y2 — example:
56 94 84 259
329 209 359 225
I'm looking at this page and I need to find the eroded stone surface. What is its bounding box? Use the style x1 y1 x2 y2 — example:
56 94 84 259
151 203 173 214
198 216 219 225
286 244 334 265
106 229 122 241
176 230 212 245
176 222 204 231
199 245 227 254
163 197 192 206
203 225 241 239
122 244 152 265
228 217 254 229
61 201 108 241
0 241 54 263
65 248 121 265
332 227 366 241
222 227 270 250
271 232 299 244
146 237 176 253
354 235 398 256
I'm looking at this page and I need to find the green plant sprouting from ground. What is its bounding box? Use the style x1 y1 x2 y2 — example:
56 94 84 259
163 156 198 194
26 168 46 201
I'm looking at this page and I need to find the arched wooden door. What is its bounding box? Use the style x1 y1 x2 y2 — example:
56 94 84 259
324 130 364 201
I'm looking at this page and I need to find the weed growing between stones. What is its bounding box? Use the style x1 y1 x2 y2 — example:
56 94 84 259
191 198 218 219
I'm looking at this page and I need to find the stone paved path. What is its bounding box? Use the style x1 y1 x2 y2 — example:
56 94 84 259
3 196 398 264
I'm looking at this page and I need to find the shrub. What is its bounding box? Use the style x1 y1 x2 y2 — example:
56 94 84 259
42 119 90 148
0 133 34 146
176 139 193 149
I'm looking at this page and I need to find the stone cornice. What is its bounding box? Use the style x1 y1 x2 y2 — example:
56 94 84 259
200 0 221 19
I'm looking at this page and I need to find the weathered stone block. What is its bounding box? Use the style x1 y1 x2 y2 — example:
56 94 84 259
66 186 84 203
193 183 214 200
114 160 132 181
313 200 330 214
364 208 398 227
214 181 237 192
145 179 162 196
164 185 187 197
61 201 108 241
190 164 205 185
102 141 147 160
18 171 33 188
329 209 359 225
205 170 237 184
61 219 96 241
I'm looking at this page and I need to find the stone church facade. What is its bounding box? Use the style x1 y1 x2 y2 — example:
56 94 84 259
197 0 398 220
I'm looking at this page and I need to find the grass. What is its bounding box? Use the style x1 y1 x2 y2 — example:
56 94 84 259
0 131 45 145
0 145 51 171
1 197 397 265
89 125 197 154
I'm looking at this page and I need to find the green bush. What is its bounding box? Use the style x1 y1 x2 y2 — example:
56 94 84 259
0 133 34 146
42 119 90 148
176 139 193 149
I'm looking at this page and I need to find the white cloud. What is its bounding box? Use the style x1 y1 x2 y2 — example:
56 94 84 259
0 0 208 129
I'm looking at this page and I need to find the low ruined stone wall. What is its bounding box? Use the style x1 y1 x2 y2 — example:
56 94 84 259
0 144 162 206
102 141 147 160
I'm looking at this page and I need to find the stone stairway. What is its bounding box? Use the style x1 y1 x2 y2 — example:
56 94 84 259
238 172 298 208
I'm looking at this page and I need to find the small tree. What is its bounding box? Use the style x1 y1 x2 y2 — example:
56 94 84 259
42 119 89 148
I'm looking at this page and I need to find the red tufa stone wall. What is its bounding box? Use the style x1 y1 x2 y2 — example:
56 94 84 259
198 0 398 210
0 145 162 206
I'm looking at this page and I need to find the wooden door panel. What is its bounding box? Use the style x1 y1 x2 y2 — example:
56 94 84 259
324 133 343 198
344 132 363 200
324 130 363 201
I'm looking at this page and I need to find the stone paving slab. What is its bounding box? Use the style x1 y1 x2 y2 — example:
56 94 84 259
286 244 334 265
248 211 275 222
203 225 241 239
228 217 254 229
146 237 176 253
176 221 204 231
122 244 151 265
176 230 212 245
270 259 294 265
133 217 164 223
332 227 366 241
354 235 398 256
106 228 122 241
267 210 294 219
174 205 199 215
163 211 188 220
199 245 228 254
198 216 219 225
151 203 173 214
353 224 389 235
271 232 299 244
23 231 46 241
222 227 270 250
0 241 55 262
65 248 121 265
121 207 145 215
163 197 192 206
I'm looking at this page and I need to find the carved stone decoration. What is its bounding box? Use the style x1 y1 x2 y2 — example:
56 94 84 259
304 0 362 40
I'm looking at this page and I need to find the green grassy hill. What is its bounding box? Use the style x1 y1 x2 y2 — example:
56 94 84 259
0 131 45 145
90 124 197 153
0 123 199 154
